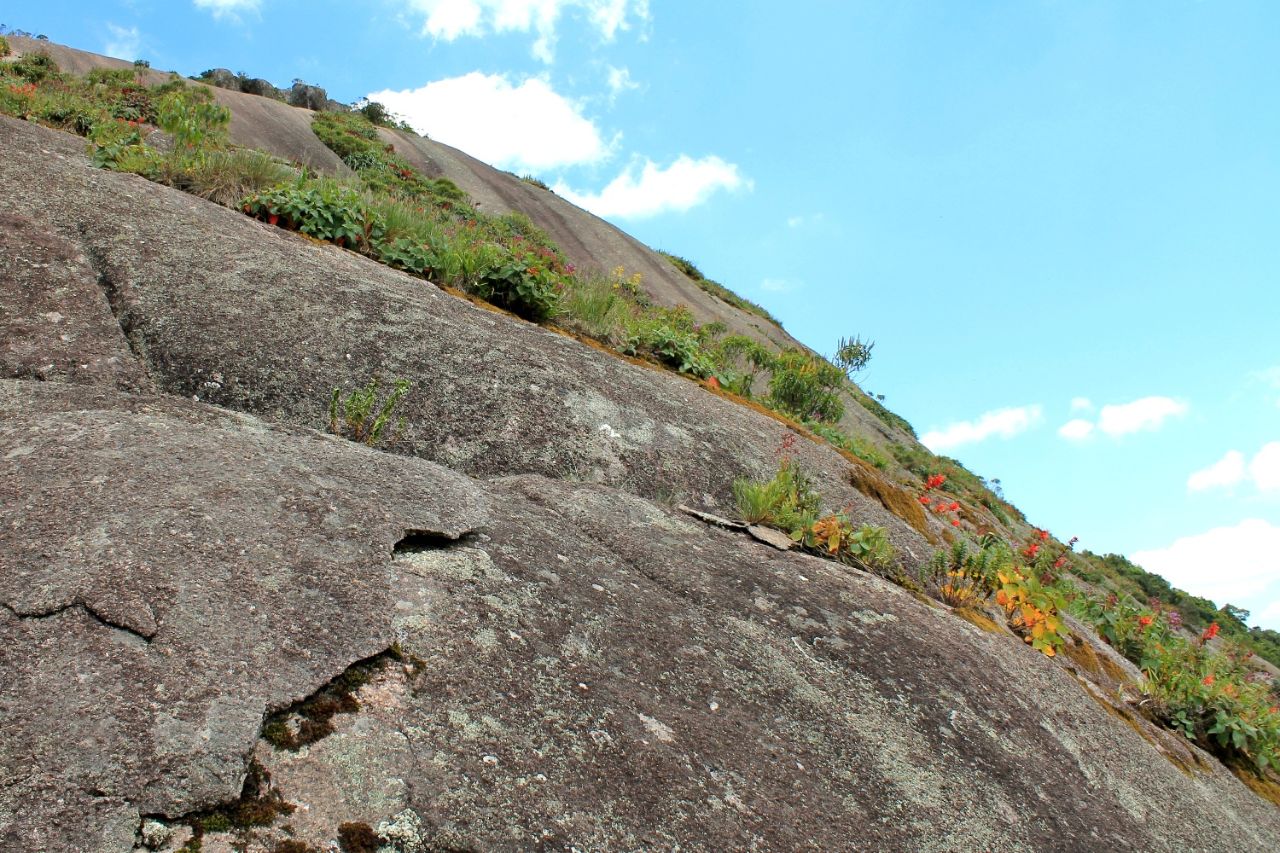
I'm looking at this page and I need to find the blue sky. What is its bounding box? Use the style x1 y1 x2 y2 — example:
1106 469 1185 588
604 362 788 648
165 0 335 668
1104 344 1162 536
23 1 1280 628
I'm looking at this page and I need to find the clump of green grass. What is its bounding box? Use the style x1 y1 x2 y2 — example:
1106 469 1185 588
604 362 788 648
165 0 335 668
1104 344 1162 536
329 378 410 447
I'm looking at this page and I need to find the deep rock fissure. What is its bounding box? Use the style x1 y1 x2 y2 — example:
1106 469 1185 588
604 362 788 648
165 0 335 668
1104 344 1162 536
394 527 477 554
75 227 151 373
2 600 155 643
260 645 407 752
137 757 295 845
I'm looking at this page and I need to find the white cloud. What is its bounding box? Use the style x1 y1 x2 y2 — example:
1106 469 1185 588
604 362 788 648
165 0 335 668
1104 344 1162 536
921 405 1043 452
1249 441 1280 492
1131 519 1280 610
760 278 797 293
1057 419 1094 441
786 213 824 229
555 155 750 218
103 23 140 59
1187 450 1246 492
368 73 609 171
404 0 649 62
1070 396 1093 412
193 0 260 18
605 65 639 101
1096 396 1188 436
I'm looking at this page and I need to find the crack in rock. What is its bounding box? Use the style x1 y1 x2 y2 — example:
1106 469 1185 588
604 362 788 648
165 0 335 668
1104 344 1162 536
2 599 156 643
74 225 151 373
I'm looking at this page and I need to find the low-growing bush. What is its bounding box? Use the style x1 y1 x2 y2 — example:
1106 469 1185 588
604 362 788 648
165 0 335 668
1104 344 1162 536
242 180 384 249
768 349 845 424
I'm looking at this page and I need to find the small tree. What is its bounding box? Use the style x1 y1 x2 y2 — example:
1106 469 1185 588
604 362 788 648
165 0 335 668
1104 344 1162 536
832 335 874 379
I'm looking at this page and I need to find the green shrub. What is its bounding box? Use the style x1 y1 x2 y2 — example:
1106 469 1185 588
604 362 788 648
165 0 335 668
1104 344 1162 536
520 174 552 191
242 180 384 249
767 349 845 424
471 245 563 322
157 87 230 151
0 36 9 57
329 379 410 447
11 50 59 83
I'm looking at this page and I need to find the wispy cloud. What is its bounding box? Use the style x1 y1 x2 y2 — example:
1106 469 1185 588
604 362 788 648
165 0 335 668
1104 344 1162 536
1057 419 1094 441
368 73 610 171
1187 450 1246 492
760 278 798 293
786 213 824 229
193 0 260 20
555 155 750 218
1132 519 1280 615
403 0 649 62
1069 396 1093 412
605 65 639 102
103 23 140 59
1184 442 1280 494
1097 396 1188 436
1249 441 1280 492
921 405 1043 452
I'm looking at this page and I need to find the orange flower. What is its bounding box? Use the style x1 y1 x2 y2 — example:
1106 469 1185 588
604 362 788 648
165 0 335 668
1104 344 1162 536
1202 622 1220 642
1202 675 1215 686
1137 616 1153 629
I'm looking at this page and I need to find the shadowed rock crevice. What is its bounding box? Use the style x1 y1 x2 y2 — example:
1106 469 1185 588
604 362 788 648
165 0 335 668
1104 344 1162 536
393 528 477 554
2 599 156 643
137 758 296 849
75 224 151 374
261 647 409 752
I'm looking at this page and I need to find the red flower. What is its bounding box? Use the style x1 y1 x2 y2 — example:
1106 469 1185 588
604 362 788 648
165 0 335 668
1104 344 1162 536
1137 616 1153 629
1038 529 1050 541
925 474 946 490
918 496 931 505
1053 556 1068 569
1022 543 1040 559
951 519 961 527
706 376 720 390
1202 622 1220 642
948 502 959 512
1202 675 1215 686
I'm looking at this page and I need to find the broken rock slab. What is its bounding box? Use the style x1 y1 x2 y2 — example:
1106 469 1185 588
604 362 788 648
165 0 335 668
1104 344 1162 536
0 380 488 852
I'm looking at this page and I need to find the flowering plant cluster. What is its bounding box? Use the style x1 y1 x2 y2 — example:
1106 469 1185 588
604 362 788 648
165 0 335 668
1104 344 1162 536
918 473 962 528
1075 594 1280 771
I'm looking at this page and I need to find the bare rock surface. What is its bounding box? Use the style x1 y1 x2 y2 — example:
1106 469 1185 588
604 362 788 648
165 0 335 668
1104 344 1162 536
0 381 487 851
118 475 1280 851
0 212 149 390
0 116 934 555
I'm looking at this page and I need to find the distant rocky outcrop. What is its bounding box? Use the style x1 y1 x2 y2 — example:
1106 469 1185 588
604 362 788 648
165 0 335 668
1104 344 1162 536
195 67 346 113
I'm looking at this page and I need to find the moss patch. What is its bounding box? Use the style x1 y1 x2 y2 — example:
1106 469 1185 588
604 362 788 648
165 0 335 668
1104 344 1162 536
263 647 403 751
953 607 1004 635
845 459 935 542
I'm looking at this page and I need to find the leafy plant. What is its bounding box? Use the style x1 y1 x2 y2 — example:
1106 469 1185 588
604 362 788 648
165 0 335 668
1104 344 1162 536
806 516 896 572
832 335 874 377
156 87 230 151
242 180 384 249
767 349 845 424
0 36 9 57
329 379 410 447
